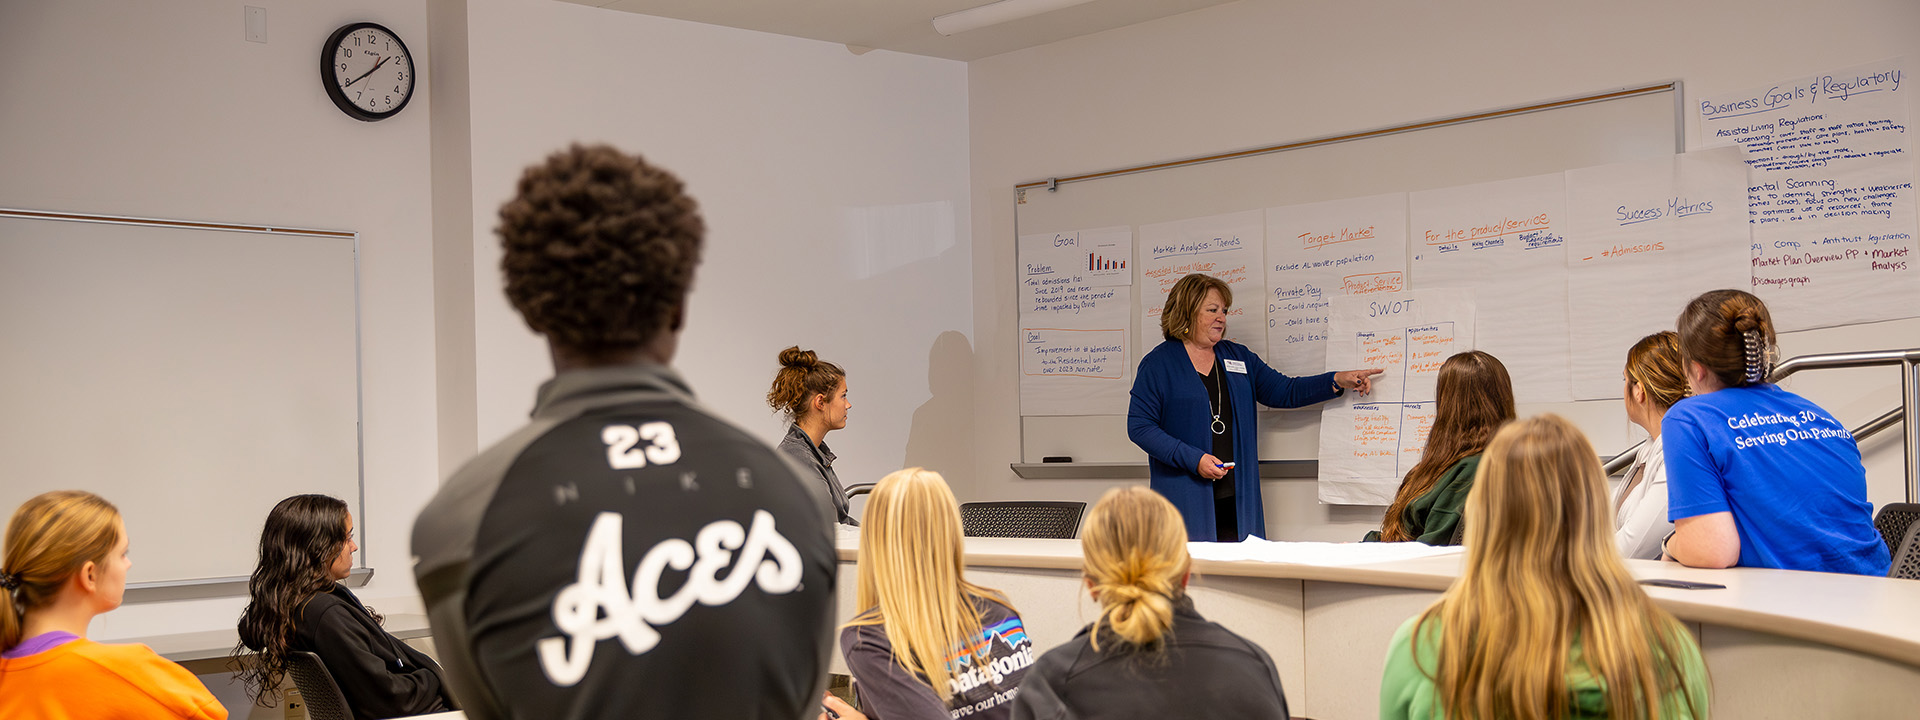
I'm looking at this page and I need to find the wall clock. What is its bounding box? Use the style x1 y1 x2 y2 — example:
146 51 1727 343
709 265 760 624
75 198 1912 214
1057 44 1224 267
322 22 414 121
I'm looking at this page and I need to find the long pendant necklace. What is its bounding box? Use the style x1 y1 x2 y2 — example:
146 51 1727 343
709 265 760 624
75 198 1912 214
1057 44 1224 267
1210 357 1226 435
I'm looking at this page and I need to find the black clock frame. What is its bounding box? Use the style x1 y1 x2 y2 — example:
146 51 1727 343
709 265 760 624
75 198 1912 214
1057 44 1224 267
321 22 414 122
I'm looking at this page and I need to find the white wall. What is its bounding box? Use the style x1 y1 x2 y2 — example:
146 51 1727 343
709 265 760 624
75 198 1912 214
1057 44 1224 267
0 0 970 652
460 0 974 495
966 0 1920 539
0 0 440 629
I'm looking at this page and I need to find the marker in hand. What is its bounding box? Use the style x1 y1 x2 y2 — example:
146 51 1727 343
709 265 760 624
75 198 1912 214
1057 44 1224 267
1215 462 1236 470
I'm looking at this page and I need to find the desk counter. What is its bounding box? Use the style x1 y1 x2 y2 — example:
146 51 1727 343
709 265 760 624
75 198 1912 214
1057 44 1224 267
833 536 1920 719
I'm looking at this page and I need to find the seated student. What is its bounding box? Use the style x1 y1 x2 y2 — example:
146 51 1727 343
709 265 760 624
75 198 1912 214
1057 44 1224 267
1380 415 1710 720
411 144 836 720
1008 486 1291 720
820 468 1031 720
1365 350 1515 544
1663 289 1889 575
1614 331 1687 560
0 491 226 719
237 495 453 719
770 346 859 525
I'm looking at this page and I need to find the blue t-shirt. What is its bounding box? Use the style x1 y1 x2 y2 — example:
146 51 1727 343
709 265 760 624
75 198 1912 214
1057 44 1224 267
1663 384 1889 576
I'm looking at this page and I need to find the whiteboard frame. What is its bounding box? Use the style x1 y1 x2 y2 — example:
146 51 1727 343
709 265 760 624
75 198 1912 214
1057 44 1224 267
1010 82 1684 472
0 208 369 601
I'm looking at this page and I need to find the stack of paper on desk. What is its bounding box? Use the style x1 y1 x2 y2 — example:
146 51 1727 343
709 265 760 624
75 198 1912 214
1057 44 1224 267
1187 536 1462 566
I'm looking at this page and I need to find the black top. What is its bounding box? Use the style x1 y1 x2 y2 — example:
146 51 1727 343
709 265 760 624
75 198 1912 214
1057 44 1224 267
1197 360 1235 499
840 597 1034 720
1008 595 1290 720
411 363 839 720
779 423 857 525
292 583 453 720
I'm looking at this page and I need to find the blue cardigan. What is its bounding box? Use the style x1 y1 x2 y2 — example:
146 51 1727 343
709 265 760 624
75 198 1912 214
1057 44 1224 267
1128 339 1341 541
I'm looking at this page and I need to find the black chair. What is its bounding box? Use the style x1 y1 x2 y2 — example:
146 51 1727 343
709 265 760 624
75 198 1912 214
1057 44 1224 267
286 650 353 720
1873 503 1920 566
1890 520 1920 580
959 501 1086 539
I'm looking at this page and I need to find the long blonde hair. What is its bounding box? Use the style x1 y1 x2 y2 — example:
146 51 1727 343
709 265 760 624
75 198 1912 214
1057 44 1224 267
1081 486 1191 650
846 468 1011 700
1415 415 1705 719
2 491 123 650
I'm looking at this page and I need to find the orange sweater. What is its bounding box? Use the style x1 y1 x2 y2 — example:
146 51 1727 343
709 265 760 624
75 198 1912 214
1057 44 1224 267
0 638 227 719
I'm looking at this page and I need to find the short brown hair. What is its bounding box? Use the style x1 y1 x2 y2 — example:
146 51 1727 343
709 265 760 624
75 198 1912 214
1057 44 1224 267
497 144 705 356
1158 273 1232 342
1676 289 1776 388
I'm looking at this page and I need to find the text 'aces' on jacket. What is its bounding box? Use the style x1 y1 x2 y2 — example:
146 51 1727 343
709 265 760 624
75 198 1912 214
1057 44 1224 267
412 363 839 720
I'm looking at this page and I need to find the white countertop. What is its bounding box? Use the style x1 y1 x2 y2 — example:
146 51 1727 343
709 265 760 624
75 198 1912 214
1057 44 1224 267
837 534 1920 667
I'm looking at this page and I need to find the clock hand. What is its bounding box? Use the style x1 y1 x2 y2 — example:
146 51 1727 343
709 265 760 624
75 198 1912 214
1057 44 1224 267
344 54 391 89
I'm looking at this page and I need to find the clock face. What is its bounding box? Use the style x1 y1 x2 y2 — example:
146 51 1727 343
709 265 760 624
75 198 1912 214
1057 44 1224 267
323 23 414 121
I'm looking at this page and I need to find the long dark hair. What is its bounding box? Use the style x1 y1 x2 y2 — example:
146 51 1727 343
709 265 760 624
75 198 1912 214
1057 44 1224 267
1380 350 1517 542
234 494 355 706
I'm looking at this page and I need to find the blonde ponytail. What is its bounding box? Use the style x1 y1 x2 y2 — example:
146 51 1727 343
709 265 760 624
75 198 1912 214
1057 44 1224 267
3 491 123 650
1080 487 1190 650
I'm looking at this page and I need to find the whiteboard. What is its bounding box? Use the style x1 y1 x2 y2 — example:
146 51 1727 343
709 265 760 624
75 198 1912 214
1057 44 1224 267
0 211 361 584
1014 86 1680 464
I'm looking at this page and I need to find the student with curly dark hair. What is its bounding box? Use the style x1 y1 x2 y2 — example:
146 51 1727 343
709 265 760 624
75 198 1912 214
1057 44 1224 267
412 144 836 720
236 495 451 719
770 346 857 525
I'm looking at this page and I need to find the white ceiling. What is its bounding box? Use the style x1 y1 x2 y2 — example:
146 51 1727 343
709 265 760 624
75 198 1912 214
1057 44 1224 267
559 0 1237 61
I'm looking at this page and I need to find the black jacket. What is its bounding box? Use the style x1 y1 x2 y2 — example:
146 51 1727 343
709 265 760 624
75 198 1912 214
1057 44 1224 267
411 363 838 720
1008 595 1290 720
292 583 453 720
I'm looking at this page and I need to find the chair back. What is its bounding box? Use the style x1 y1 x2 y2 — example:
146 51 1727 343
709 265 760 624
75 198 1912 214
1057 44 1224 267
959 501 1086 539
1892 520 1920 581
286 650 354 720
1874 503 1920 564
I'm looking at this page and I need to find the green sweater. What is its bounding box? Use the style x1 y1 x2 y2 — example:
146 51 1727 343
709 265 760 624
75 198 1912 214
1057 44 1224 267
1380 615 1710 720
1365 455 1480 545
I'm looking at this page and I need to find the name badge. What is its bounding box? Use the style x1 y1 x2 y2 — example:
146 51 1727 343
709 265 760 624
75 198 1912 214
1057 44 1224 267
1223 359 1248 374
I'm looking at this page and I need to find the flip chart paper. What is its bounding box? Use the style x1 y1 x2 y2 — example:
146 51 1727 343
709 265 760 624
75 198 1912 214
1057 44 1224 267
1410 173 1570 403
1138 210 1265 356
1696 58 1918 331
1019 227 1134 415
1564 148 1754 399
1265 193 1409 377
1317 289 1475 505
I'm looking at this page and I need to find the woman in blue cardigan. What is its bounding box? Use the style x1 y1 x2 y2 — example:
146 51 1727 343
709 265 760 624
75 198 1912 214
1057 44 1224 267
1129 273 1381 542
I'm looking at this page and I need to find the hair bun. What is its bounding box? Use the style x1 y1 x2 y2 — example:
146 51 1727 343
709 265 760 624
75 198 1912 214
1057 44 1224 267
1098 582 1147 604
778 346 817 369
